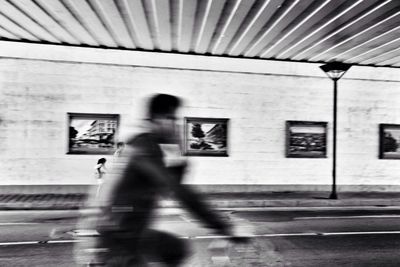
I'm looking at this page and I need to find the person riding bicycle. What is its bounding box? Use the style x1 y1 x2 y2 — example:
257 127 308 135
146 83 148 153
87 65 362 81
76 94 245 266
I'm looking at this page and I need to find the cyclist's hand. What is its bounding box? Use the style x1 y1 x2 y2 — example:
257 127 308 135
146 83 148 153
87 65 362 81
228 223 252 244
229 235 250 244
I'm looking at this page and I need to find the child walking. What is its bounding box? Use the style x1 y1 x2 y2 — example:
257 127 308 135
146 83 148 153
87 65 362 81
94 158 107 196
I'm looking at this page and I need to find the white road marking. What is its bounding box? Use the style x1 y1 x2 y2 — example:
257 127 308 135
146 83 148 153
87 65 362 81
188 231 400 239
190 232 319 239
295 215 400 220
2 230 400 246
218 206 400 211
321 231 400 236
0 222 39 225
0 241 42 246
48 240 81 244
0 240 81 246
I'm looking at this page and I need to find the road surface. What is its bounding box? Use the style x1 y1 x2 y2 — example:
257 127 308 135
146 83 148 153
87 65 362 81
1 207 400 266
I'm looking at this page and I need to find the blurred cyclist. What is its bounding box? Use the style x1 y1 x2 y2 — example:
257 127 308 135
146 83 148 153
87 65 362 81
76 94 244 266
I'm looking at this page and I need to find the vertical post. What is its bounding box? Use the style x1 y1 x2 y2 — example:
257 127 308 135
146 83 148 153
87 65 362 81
330 79 338 199
320 62 351 200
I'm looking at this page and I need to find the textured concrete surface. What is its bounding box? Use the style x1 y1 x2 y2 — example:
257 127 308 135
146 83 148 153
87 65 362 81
1 191 400 210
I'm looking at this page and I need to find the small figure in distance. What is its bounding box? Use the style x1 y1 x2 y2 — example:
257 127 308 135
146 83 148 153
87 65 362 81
113 142 125 159
94 158 107 181
94 158 107 196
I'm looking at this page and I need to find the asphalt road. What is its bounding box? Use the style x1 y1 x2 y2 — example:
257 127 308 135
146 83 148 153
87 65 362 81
1 207 400 266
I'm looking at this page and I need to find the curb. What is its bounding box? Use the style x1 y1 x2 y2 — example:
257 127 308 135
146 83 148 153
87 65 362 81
159 199 400 208
2 199 400 210
0 202 82 210
152 199 400 208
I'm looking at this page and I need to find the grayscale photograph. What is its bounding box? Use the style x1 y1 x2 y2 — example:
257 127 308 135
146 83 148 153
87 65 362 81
286 121 327 158
68 113 119 155
380 124 400 159
184 117 228 156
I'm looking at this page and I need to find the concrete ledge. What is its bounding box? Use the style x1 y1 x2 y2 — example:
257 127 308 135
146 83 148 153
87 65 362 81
193 185 400 193
159 199 400 209
3 184 400 194
1 193 400 210
0 203 82 210
2 199 400 210
0 185 91 194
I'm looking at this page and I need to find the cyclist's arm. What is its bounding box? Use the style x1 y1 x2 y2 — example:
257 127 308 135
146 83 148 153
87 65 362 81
133 158 232 236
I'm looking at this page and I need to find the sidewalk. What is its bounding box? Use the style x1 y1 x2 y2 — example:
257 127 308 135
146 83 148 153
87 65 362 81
1 191 400 210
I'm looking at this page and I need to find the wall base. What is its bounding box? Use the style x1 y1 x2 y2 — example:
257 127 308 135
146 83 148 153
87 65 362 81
193 184 400 193
0 185 91 194
1 184 400 194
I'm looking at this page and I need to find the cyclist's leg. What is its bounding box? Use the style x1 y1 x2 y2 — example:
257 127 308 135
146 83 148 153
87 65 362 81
94 231 146 267
142 229 189 266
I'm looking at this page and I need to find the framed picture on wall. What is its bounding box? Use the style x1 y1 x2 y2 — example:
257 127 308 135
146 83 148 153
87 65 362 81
286 121 327 158
67 113 119 155
184 117 229 156
379 124 400 159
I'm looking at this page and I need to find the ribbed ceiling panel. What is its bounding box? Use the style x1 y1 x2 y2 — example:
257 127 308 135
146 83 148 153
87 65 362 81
0 0 398 67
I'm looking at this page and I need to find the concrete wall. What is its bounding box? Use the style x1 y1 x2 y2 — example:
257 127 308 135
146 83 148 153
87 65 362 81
0 43 399 193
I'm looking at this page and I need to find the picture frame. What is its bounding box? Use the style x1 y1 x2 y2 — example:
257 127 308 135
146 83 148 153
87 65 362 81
379 124 400 159
286 120 327 158
67 113 119 155
184 117 229 156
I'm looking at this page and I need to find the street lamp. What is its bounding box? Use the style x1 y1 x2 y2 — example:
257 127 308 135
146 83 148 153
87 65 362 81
319 62 351 199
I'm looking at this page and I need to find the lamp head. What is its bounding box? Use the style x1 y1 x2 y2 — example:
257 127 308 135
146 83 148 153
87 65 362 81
320 62 351 81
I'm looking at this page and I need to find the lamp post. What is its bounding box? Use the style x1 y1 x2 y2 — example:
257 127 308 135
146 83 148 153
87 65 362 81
320 62 351 199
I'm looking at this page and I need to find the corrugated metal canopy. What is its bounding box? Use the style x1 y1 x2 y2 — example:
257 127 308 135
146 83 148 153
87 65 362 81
0 0 399 68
